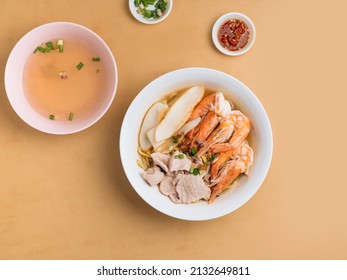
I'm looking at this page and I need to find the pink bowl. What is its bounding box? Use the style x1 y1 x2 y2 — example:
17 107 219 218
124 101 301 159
5 22 118 134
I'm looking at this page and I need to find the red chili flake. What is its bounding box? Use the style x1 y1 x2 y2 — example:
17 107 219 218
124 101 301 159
218 18 249 51
228 37 238 47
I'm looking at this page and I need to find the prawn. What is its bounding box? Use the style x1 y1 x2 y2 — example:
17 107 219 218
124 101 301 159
186 92 232 139
211 110 250 154
188 92 232 121
196 115 234 156
210 141 251 181
191 111 219 148
209 142 253 203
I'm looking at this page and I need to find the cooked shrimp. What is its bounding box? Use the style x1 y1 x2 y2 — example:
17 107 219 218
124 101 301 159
188 92 232 121
191 111 219 148
186 92 232 139
210 149 235 180
210 141 251 181
211 110 250 154
209 142 253 203
196 115 234 156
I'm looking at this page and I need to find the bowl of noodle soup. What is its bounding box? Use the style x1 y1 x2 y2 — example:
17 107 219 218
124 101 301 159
120 67 272 221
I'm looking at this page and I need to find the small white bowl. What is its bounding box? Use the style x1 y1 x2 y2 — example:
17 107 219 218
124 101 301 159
129 0 173 24
120 68 273 221
4 22 118 134
212 12 256 56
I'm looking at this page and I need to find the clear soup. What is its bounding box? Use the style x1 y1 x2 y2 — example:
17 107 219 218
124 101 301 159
23 37 106 121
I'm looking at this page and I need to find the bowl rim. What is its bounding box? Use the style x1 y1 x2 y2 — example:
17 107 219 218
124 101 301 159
120 67 273 221
128 0 173 25
4 21 118 135
212 12 256 56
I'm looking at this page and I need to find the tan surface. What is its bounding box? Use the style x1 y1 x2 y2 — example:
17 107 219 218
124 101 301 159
1 0 347 260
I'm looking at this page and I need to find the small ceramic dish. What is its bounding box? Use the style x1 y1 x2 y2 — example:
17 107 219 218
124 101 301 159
4 22 117 134
212 12 256 56
129 0 173 24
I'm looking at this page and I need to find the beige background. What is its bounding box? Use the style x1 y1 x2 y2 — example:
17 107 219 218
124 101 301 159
1 0 346 259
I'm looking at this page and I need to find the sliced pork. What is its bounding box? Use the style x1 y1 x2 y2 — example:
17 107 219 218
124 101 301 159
175 174 211 203
142 166 164 186
143 152 211 204
169 151 192 172
151 152 171 172
159 176 181 204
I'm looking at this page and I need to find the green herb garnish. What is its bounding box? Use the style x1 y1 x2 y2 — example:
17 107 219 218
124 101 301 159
155 0 167 11
68 112 74 121
190 146 197 156
175 153 185 159
49 114 55 120
33 40 63 54
135 0 167 19
46 41 54 49
92 57 101 61
190 167 200 176
207 154 216 162
172 135 178 143
76 62 84 70
33 46 46 53
58 40 63 53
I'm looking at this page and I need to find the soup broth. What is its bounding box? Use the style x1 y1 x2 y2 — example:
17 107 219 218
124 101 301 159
23 37 106 121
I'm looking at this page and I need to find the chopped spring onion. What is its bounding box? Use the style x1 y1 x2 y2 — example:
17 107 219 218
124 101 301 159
189 167 200 176
46 41 54 49
58 40 63 53
135 0 167 19
207 154 216 163
190 146 197 156
149 0 157 5
76 62 84 70
33 40 63 54
68 112 74 121
33 46 46 53
174 153 185 159
92 57 101 61
155 0 167 11
49 114 55 120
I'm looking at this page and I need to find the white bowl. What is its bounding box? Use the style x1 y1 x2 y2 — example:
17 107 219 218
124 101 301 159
120 68 272 221
212 12 256 56
4 22 118 134
129 0 173 24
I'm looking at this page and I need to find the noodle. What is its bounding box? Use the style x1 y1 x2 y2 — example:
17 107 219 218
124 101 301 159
137 147 153 170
